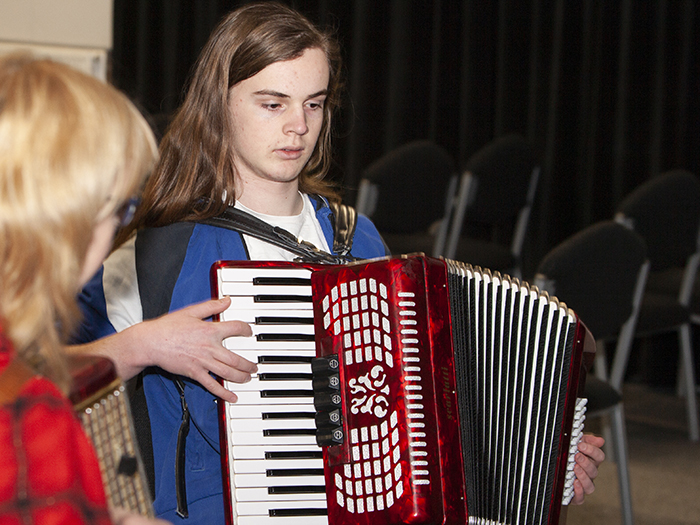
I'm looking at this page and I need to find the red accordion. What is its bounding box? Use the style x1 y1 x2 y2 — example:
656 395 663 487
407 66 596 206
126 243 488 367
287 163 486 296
213 255 594 525
70 355 154 517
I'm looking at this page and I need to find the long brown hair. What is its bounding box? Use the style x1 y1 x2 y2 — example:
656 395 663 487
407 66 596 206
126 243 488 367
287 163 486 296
119 2 343 243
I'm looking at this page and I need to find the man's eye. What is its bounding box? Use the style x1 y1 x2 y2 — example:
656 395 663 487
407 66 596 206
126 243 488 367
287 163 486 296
263 103 282 110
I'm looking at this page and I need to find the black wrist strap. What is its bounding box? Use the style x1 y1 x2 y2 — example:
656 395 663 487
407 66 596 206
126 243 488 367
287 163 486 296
198 204 358 264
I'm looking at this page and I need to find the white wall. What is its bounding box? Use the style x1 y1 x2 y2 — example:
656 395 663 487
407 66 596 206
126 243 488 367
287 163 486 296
0 0 113 80
0 0 113 49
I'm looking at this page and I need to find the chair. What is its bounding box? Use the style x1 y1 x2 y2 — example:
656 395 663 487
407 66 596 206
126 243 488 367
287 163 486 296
613 169 700 442
533 220 649 525
442 134 539 279
355 140 457 256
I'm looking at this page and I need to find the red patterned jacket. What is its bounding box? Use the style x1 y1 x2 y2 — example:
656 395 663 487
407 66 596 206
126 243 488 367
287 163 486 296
0 323 111 525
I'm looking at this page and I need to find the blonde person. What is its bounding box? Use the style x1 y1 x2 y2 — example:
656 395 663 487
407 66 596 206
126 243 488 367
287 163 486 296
0 54 167 525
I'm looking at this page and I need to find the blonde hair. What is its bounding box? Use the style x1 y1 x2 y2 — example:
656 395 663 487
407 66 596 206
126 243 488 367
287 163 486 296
0 54 158 391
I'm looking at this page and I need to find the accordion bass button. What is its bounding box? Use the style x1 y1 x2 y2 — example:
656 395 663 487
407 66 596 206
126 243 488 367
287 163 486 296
312 373 340 392
311 355 340 375
316 426 344 447
314 391 342 411
315 408 342 428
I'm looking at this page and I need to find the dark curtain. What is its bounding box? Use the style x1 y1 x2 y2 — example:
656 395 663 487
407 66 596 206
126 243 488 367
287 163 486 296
112 0 700 277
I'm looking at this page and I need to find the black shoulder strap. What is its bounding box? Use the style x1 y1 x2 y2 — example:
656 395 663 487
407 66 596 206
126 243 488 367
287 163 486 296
129 222 197 502
198 204 358 264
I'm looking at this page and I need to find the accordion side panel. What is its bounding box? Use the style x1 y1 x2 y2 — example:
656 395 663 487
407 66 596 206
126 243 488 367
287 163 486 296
423 257 469 522
312 256 457 525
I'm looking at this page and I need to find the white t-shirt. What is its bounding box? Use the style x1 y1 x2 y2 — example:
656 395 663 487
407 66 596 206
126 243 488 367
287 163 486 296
234 193 330 261
103 193 330 331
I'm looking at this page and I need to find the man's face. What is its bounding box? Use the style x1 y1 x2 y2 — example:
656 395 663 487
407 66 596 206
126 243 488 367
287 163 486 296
228 47 329 200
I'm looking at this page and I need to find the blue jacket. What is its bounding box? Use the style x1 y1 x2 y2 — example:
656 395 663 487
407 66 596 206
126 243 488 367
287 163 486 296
75 197 388 523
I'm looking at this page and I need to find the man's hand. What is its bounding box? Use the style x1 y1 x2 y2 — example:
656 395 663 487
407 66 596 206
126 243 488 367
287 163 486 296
570 433 605 505
70 298 256 402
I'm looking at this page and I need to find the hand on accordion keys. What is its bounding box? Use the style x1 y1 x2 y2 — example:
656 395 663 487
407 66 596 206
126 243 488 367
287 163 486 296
78 297 258 402
570 433 606 505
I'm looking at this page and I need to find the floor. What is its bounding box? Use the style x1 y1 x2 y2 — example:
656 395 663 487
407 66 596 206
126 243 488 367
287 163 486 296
566 382 700 525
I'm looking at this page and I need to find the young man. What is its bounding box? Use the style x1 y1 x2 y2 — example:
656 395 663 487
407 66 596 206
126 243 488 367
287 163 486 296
72 3 604 523
73 3 387 523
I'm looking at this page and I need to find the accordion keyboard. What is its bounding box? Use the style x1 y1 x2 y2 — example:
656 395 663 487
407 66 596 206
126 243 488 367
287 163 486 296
215 265 329 525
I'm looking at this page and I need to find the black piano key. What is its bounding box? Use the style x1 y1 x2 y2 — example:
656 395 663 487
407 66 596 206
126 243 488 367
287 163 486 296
254 294 312 303
256 316 314 325
252 277 311 286
260 389 314 398
256 333 315 342
266 468 325 477
263 428 317 437
258 355 314 364
268 485 326 495
258 373 313 381
264 450 323 460
269 508 328 517
262 411 315 420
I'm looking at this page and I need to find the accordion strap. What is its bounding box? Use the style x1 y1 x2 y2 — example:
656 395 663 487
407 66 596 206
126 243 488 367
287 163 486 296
198 203 358 264
328 201 357 257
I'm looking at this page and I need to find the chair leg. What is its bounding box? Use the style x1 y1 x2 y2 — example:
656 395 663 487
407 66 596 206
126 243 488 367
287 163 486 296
610 403 634 525
595 340 609 381
679 324 699 441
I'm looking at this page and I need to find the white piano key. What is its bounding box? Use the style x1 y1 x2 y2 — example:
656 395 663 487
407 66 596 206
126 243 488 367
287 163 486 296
227 418 316 432
224 337 315 351
234 487 327 502
248 324 316 335
221 308 313 324
219 267 312 282
233 458 324 473
219 281 312 296
227 403 316 419
223 349 317 363
228 391 314 405
230 444 322 460
256 363 312 374
233 473 326 488
225 296 313 310
229 432 317 446
235 499 327 516
236 515 328 525
229 377 312 392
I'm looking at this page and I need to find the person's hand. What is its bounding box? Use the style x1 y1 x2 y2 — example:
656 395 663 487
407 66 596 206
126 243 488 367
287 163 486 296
570 433 605 505
131 297 256 402
111 507 171 524
67 298 256 401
